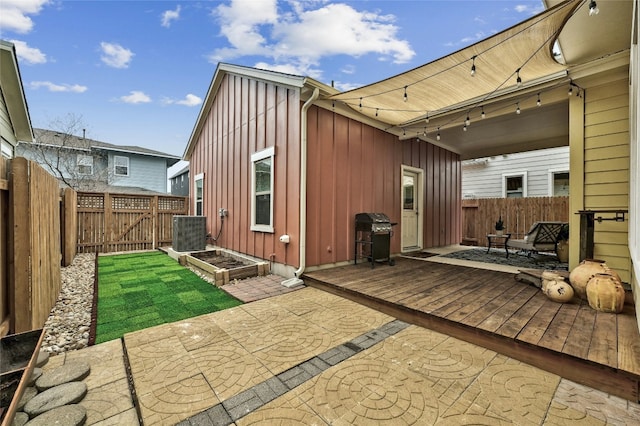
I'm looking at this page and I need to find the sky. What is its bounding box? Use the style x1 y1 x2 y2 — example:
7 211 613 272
1 0 546 175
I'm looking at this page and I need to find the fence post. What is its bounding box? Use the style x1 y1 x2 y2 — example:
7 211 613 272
103 193 111 253
9 158 31 333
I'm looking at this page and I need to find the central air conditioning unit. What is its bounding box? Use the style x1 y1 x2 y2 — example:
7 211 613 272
173 215 206 252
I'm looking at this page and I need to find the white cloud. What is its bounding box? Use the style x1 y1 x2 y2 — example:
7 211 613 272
0 0 50 34
514 4 544 14
119 91 151 104
209 0 414 68
9 39 47 64
161 5 181 28
163 94 202 107
100 42 134 69
30 81 87 93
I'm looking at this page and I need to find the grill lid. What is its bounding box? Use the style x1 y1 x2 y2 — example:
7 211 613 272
355 212 391 224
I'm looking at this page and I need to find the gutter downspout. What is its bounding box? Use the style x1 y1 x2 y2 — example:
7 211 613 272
282 87 319 288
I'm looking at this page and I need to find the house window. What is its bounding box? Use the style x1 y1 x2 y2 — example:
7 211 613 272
251 147 275 232
114 155 129 176
77 154 93 175
1 139 13 159
551 171 569 196
503 172 527 198
194 173 203 216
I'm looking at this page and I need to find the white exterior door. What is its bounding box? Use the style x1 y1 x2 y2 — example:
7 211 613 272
401 166 422 251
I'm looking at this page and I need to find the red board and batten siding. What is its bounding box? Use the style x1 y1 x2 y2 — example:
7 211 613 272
190 73 302 268
305 106 461 268
190 73 461 270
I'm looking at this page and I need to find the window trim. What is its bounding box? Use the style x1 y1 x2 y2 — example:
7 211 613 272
77 154 93 175
194 173 204 216
250 146 275 233
113 155 130 176
549 168 569 196
502 171 527 198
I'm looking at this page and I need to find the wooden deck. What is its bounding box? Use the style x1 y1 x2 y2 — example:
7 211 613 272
303 257 640 403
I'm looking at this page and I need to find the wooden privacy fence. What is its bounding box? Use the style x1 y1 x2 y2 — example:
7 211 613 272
461 196 569 246
1 157 62 335
72 192 188 253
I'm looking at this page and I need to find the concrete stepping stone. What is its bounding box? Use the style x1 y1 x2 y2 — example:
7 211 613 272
11 411 29 426
26 368 42 387
23 382 87 418
35 350 49 368
23 404 86 426
16 387 37 411
34 361 90 391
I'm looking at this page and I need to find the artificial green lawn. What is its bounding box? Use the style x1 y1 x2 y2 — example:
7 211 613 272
95 251 242 344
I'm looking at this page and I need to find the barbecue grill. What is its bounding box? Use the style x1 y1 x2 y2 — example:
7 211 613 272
354 212 395 268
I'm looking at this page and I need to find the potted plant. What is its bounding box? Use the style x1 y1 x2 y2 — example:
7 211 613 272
556 223 569 262
495 216 505 236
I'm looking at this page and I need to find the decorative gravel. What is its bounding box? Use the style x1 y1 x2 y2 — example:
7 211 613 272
42 253 95 355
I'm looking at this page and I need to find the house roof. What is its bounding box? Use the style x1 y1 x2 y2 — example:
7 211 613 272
32 128 182 166
183 63 338 159
169 163 189 179
0 40 34 143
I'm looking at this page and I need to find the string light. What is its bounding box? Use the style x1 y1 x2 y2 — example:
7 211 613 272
403 128 406 136
359 97 363 111
470 56 476 76
589 0 599 16
423 127 428 137
516 68 522 87
481 106 486 119
516 102 521 114
436 128 441 141
403 86 408 102
463 124 467 132
332 101 335 109
568 84 573 96
425 113 429 124
536 93 541 107
375 108 379 117
465 115 470 126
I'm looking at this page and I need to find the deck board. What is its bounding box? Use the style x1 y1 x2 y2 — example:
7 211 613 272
303 257 640 403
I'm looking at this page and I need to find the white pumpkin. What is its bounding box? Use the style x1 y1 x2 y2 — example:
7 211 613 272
542 278 574 303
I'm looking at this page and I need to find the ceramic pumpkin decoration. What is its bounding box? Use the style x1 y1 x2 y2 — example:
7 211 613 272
586 273 625 313
569 259 609 299
542 276 574 303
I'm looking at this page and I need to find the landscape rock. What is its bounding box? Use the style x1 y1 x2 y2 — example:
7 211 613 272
35 361 90 391
26 368 42 387
23 404 87 426
11 411 29 426
42 253 95 356
16 387 38 411
23 382 87 418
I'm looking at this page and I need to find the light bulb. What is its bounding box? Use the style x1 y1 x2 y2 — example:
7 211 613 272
436 128 441 141
465 115 470 126
481 107 486 119
375 108 379 117
463 125 467 132
425 114 429 124
516 68 522 87
536 94 541 107
403 86 408 102
589 0 599 16
516 103 521 115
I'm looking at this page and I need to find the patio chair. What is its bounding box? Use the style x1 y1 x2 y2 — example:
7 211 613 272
506 221 567 259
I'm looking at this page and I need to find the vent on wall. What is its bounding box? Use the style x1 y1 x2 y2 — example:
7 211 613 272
173 216 206 252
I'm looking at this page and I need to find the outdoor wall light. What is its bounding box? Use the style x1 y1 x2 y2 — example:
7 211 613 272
589 0 599 16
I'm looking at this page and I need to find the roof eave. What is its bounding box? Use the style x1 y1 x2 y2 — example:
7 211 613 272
0 41 34 142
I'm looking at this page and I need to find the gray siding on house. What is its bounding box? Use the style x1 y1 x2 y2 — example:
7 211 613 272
1 93 16 156
462 146 569 198
108 153 169 193
170 171 189 196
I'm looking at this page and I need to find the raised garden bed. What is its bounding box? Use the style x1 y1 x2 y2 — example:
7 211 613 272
181 249 268 286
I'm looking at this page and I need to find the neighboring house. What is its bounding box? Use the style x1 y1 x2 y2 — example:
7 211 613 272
0 40 34 157
462 146 570 198
183 64 461 278
184 0 639 329
17 129 181 194
169 163 189 196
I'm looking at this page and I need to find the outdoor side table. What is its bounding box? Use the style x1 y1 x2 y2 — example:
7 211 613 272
487 233 511 255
